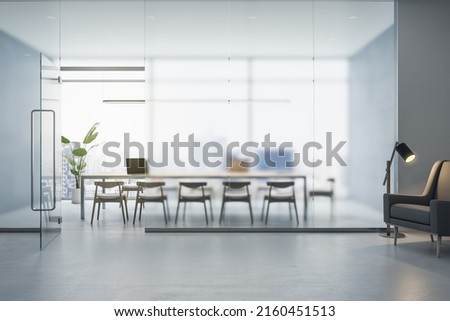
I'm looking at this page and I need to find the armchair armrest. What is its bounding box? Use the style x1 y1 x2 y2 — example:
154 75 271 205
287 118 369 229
383 193 430 223
430 200 450 235
384 193 429 206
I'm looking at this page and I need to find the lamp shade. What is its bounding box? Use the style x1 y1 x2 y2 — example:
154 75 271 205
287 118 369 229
396 142 415 163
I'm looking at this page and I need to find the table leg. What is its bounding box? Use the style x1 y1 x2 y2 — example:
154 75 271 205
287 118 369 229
80 176 85 220
102 178 106 209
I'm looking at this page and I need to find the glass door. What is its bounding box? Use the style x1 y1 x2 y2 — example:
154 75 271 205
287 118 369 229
31 54 62 249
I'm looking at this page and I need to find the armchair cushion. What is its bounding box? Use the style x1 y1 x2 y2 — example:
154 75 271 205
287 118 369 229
383 193 430 222
391 204 430 225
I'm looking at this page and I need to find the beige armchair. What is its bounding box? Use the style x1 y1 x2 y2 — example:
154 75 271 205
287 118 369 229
384 160 450 257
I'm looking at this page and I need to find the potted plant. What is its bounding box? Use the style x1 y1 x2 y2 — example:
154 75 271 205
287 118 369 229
61 122 100 204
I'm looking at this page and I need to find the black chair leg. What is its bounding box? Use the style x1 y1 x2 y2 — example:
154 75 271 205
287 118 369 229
437 235 442 258
394 226 399 246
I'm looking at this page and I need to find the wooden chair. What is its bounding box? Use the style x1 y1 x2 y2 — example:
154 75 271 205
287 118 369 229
262 181 299 225
219 181 253 224
309 178 335 203
133 181 170 224
91 181 128 224
175 182 213 224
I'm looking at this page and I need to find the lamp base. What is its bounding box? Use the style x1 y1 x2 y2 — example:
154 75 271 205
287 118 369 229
379 230 406 238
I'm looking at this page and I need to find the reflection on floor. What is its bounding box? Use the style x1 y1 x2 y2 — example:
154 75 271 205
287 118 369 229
0 205 449 300
0 206 40 229
0 196 384 231
83 197 384 230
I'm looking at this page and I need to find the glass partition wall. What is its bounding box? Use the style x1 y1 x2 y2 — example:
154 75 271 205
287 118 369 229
60 0 147 216
0 1 61 248
312 1 396 228
55 0 396 230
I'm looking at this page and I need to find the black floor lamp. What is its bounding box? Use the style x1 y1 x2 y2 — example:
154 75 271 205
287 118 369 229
380 142 415 238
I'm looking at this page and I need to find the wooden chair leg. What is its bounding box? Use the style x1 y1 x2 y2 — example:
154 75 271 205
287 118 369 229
203 201 209 225
133 200 139 224
430 234 435 243
175 201 181 224
139 203 143 220
124 199 129 221
165 199 171 221
265 202 271 225
248 200 254 225
97 202 101 220
293 201 299 225
219 200 226 224
209 200 214 222
91 202 96 224
162 202 168 224
261 200 266 221
120 201 126 224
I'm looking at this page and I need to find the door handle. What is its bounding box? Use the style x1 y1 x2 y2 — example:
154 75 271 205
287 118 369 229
31 109 56 212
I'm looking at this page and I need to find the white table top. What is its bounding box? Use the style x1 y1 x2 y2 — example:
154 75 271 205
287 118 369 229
81 171 306 179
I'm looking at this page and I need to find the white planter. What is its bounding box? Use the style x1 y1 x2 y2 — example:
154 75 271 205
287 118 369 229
72 188 81 204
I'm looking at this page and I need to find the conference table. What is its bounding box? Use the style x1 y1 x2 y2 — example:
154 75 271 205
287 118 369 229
79 171 307 220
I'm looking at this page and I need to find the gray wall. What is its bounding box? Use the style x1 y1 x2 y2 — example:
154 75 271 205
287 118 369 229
0 30 40 217
398 0 450 194
348 26 396 209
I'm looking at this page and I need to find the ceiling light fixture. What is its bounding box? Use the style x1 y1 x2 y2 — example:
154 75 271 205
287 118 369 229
103 99 291 104
61 66 145 72
103 100 145 104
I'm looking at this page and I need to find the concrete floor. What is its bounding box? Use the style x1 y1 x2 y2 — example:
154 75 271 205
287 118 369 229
0 202 449 301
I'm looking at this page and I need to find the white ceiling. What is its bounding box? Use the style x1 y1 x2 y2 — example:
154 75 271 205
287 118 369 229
0 1 394 61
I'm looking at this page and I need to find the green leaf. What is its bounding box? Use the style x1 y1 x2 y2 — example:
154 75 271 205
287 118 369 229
72 148 87 157
83 122 100 144
87 142 102 152
70 169 79 176
61 136 70 144
76 162 86 171
83 132 98 144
